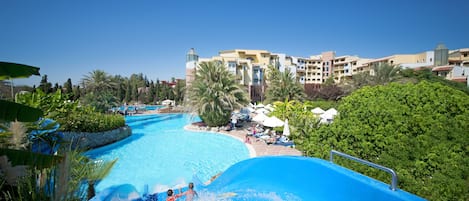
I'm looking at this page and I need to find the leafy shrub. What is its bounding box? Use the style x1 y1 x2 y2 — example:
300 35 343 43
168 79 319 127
300 81 469 200
60 110 125 132
16 90 125 132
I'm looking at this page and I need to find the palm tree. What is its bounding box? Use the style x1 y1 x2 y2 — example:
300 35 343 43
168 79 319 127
370 63 401 85
81 70 119 111
81 70 116 93
341 63 401 94
271 98 298 121
265 65 305 103
174 79 186 105
186 61 249 127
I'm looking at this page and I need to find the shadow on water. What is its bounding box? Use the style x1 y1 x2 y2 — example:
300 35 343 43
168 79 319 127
125 114 167 124
127 114 186 129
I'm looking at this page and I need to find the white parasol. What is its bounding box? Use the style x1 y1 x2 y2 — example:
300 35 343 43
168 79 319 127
263 116 284 127
283 119 290 136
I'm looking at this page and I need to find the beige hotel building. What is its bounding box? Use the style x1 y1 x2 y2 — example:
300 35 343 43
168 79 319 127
186 44 469 102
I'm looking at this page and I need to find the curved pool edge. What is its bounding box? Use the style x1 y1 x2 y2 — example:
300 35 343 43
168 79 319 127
89 114 252 194
184 124 257 158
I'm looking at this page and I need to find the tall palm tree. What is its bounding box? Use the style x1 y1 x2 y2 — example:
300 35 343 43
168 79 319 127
174 79 186 104
81 70 118 112
265 65 305 103
341 63 401 94
186 61 249 127
81 70 116 93
371 63 401 85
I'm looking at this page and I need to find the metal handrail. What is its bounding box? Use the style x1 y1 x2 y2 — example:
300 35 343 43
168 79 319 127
329 150 398 191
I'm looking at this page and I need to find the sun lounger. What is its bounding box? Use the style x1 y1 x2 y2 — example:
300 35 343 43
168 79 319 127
274 141 295 146
253 129 270 138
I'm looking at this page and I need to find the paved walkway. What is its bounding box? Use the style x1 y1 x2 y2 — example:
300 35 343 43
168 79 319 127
185 124 303 157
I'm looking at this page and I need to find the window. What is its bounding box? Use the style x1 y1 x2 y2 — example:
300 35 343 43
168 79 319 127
430 58 433 62
464 53 468 57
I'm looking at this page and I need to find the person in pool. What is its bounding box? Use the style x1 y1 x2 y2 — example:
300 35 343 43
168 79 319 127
166 189 182 201
182 182 198 201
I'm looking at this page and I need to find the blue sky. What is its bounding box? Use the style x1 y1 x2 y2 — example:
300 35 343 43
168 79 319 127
1 0 468 86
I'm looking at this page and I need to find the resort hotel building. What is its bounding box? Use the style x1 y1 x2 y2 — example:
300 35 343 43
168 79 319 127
185 44 469 101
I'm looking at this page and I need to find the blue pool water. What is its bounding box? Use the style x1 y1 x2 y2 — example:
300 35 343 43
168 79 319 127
90 114 426 201
144 105 162 110
86 114 250 193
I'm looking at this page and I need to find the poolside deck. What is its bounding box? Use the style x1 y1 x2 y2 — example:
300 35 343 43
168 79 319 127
185 124 303 157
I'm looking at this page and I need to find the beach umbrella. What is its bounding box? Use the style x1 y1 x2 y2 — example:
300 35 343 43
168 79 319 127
263 116 284 127
162 99 174 106
252 113 268 123
320 112 334 120
283 119 290 136
325 108 338 116
265 104 275 112
311 107 325 114
255 108 270 114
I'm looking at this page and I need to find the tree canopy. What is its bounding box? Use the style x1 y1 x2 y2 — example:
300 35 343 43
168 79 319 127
265 65 305 103
300 81 469 200
186 61 249 126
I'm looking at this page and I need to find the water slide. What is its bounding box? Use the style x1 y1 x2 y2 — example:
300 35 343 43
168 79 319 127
92 156 426 201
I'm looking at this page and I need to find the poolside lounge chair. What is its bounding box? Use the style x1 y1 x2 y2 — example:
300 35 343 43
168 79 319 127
274 140 295 146
274 135 295 147
253 129 270 138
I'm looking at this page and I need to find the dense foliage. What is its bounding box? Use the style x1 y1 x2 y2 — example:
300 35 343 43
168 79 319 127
401 68 469 95
0 62 116 200
32 70 185 113
16 90 125 132
269 99 320 141
300 81 469 200
265 65 306 103
340 63 401 95
186 61 249 127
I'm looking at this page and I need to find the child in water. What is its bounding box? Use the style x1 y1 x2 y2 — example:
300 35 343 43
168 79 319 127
182 182 198 201
166 182 198 201
166 189 182 201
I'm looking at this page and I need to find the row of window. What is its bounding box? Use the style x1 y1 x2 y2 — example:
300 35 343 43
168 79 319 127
306 78 323 82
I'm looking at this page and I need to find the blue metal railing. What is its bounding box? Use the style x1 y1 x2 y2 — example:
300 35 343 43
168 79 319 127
329 150 398 191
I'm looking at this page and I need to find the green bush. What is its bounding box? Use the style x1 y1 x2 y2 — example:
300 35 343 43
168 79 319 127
16 90 125 132
299 81 469 200
59 110 125 133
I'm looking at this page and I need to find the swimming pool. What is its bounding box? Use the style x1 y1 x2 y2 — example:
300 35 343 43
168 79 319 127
86 114 250 193
89 114 426 201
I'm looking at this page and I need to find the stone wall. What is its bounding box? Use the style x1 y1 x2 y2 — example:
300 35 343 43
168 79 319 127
62 126 131 150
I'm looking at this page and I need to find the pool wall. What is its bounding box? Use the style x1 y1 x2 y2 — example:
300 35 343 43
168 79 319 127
62 126 131 149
